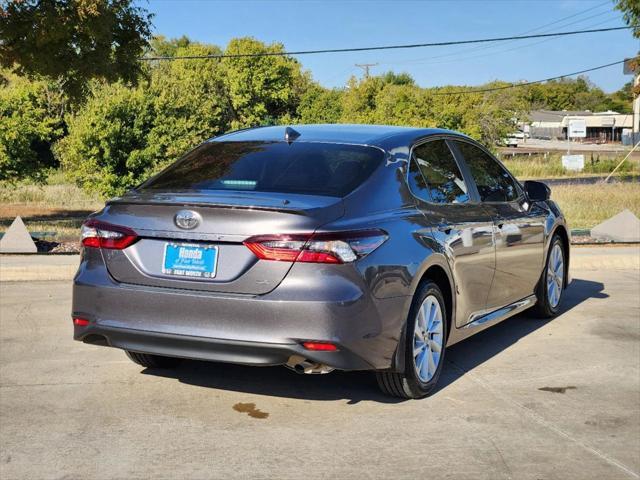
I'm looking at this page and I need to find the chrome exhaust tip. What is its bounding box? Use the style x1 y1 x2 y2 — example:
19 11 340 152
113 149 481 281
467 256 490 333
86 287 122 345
286 355 334 375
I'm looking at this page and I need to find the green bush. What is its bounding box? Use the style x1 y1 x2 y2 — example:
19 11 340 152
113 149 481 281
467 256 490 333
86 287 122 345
56 38 306 198
0 71 66 181
56 83 155 197
6 36 633 197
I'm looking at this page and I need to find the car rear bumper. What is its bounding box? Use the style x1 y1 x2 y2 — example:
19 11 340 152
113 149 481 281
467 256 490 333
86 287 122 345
74 325 373 370
72 250 408 371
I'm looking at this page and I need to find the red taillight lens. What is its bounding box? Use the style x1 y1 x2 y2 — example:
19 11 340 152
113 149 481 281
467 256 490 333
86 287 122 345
302 341 338 351
81 219 138 250
243 230 387 264
73 317 90 326
243 234 310 262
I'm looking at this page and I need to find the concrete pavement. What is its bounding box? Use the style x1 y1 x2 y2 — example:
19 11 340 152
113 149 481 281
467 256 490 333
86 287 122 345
1 254 639 479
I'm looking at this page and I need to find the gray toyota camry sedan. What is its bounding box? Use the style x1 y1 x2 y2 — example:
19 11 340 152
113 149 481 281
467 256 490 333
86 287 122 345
72 124 570 398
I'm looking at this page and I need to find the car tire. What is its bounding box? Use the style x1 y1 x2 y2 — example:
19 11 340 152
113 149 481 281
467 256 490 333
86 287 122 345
532 234 566 318
125 351 183 369
376 281 448 399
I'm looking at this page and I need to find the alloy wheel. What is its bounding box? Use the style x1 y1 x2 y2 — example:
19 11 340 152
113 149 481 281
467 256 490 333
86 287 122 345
413 295 444 382
546 243 564 308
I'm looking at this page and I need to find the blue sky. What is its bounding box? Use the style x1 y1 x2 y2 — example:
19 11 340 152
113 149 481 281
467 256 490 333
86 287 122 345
145 0 639 93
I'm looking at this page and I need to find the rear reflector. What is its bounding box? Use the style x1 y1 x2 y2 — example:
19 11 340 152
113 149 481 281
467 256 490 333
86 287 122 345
302 342 338 351
244 230 387 264
73 317 90 326
81 219 138 250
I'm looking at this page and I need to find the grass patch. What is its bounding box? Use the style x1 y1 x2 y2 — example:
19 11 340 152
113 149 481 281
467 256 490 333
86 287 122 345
0 175 103 241
1 171 637 240
551 182 640 230
0 177 101 207
501 153 640 179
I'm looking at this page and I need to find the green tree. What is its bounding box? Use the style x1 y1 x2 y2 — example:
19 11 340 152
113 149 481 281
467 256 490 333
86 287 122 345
0 0 152 101
340 75 386 124
55 82 155 196
148 35 192 58
616 0 640 38
373 84 434 127
220 37 306 129
379 71 416 86
520 77 590 111
297 85 343 124
57 37 310 197
608 81 634 113
339 74 523 146
143 41 229 171
0 69 66 180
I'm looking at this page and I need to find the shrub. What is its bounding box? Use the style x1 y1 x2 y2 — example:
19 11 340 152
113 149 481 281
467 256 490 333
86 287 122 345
57 38 306 198
0 71 66 181
56 83 155 197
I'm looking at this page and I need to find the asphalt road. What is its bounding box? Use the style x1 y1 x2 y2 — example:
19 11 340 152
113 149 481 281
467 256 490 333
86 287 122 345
1 253 639 479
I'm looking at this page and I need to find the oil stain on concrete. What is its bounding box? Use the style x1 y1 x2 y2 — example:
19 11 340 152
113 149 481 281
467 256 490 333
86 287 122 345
538 386 577 394
233 402 269 419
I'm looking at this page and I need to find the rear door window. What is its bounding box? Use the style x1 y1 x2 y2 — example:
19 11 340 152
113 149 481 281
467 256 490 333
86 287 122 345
140 141 385 198
408 139 469 204
455 141 520 202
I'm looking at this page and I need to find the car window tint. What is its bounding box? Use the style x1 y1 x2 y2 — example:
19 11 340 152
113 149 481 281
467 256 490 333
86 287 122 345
407 152 430 202
456 142 519 202
410 140 469 204
139 141 384 198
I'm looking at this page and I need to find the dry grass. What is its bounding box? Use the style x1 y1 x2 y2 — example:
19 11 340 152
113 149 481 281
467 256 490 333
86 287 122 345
551 182 640 230
0 182 101 209
502 153 640 179
1 175 638 239
0 180 102 241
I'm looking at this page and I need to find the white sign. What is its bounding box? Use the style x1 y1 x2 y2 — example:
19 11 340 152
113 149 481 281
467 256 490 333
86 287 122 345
562 154 585 172
568 119 587 138
601 117 615 127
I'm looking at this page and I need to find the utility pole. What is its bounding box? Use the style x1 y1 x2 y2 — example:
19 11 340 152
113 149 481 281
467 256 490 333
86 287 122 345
355 63 378 78
623 58 639 144
634 72 639 144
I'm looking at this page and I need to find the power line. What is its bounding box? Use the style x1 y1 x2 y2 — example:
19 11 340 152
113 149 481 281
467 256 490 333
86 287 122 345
382 1 613 65
430 59 630 96
140 25 634 61
382 13 622 67
517 0 611 34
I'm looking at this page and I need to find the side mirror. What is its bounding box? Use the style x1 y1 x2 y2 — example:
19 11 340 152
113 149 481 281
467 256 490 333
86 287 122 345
523 180 550 202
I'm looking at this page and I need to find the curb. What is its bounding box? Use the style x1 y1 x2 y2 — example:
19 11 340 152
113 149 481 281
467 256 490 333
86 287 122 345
570 246 640 271
570 256 640 271
1 255 79 282
0 264 78 282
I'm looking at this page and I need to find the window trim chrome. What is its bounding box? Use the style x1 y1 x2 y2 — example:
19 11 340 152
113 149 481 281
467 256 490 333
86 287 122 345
448 137 526 205
404 135 476 206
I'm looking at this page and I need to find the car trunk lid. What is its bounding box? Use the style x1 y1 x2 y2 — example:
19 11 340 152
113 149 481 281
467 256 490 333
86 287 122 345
97 191 344 294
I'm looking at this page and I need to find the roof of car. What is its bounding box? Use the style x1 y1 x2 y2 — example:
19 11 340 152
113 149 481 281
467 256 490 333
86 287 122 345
211 124 466 149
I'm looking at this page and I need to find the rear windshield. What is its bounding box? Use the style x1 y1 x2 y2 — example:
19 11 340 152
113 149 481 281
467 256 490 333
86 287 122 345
139 141 385 197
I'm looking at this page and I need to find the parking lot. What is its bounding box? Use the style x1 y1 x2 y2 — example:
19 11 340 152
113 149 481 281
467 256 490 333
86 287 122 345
1 247 639 479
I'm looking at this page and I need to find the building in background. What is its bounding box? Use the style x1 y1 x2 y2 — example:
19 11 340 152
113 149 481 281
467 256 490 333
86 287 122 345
528 110 633 143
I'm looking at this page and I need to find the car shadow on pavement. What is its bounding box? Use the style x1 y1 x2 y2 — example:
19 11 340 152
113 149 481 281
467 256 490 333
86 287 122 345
143 361 398 404
142 278 606 404
435 277 608 394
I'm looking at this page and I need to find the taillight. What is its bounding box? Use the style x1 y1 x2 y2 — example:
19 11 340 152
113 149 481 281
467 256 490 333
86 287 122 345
81 219 138 250
302 341 338 351
243 230 387 264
